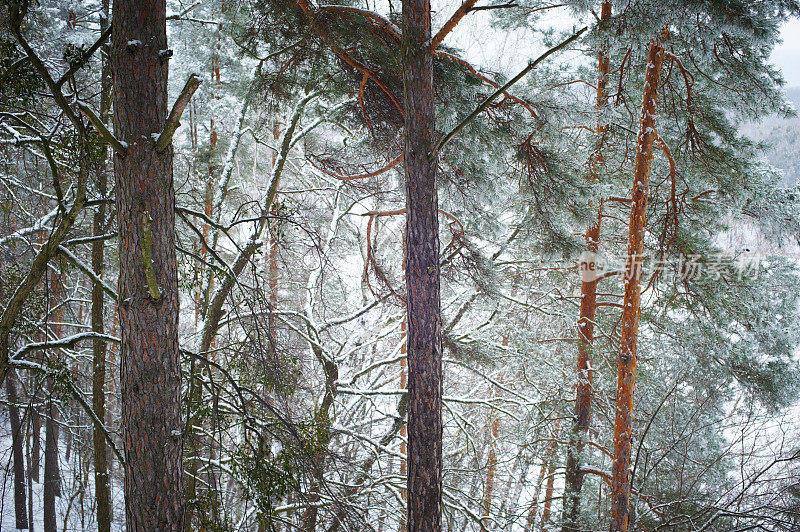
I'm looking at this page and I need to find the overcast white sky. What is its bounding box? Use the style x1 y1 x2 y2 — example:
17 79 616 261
443 9 800 91
773 18 800 87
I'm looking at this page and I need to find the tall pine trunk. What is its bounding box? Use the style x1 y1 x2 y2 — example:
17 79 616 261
6 369 28 529
112 0 184 528
609 33 667 532
402 0 443 529
562 5 611 531
92 2 112 530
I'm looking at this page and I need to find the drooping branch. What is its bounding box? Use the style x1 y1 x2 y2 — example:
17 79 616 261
154 73 202 152
311 153 404 181
295 0 403 115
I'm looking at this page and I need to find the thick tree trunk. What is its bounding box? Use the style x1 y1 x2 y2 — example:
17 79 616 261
6 369 29 529
562 5 611 531
44 386 60 532
609 33 667 532
402 0 443 529
112 0 184 529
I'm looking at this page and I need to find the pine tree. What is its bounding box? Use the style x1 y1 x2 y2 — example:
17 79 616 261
112 0 187 527
402 0 443 528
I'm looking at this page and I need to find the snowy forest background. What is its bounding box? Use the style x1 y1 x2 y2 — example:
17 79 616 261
1 0 800 530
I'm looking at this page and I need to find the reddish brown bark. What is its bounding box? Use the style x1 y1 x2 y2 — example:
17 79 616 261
540 455 557 529
562 5 611 531
112 0 184 529
609 33 667 532
402 0 443 528
430 0 479 50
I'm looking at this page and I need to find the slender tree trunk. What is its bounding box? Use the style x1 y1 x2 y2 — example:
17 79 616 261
7 369 29 529
540 457 557 532
482 356 504 529
525 463 546 532
26 412 34 532
44 383 60 532
267 122 281 358
44 269 63 532
526 433 557 532
609 33 667 532
92 3 112 530
399 318 408 532
402 0 443 529
112 0 184 529
562 6 611 531
31 401 41 483
185 118 219 532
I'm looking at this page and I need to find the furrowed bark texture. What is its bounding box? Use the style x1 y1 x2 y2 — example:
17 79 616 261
609 34 666 532
402 0 443 529
112 0 184 529
562 4 611 531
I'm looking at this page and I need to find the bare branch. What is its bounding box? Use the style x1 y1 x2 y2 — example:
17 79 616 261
155 73 202 152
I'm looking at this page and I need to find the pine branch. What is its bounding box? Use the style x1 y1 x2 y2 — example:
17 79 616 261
434 26 587 156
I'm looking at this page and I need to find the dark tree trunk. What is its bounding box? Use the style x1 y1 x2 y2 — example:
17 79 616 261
609 33 667 532
111 0 185 529
44 388 60 532
31 401 40 483
92 4 112 529
6 369 29 529
402 0 443 529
